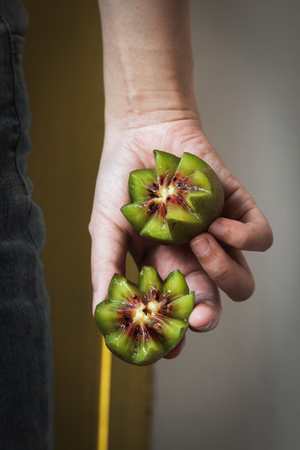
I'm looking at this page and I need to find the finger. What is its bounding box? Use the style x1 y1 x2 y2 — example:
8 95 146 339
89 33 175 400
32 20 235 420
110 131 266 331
164 270 222 359
140 244 222 332
208 208 273 251
185 269 222 332
164 336 186 360
89 211 128 313
191 233 255 302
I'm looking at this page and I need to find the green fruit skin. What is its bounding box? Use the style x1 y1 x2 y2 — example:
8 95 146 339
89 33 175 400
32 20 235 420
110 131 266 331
139 166 224 245
170 167 224 244
121 151 224 245
94 267 194 366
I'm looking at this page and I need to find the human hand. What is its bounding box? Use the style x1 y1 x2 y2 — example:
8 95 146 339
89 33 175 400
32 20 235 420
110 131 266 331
89 116 273 359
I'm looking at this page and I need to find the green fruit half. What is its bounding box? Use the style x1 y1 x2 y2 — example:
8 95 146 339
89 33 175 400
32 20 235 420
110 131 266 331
121 150 224 245
95 266 194 366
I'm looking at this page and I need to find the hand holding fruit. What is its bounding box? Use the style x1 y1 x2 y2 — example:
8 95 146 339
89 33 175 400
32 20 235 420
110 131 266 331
89 118 273 362
121 149 224 245
92 0 273 363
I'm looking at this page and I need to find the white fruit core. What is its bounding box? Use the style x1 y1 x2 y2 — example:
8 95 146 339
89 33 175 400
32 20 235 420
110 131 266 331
132 301 160 325
147 300 160 315
158 184 176 202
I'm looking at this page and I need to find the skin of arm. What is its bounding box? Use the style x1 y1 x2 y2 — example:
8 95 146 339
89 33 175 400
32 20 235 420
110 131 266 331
89 0 273 358
98 0 198 126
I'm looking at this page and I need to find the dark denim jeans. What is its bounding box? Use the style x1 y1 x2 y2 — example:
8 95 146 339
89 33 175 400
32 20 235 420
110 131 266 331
0 1 53 448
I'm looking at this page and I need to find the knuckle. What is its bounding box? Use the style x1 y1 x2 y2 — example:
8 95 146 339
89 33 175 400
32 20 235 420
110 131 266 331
262 227 274 252
236 228 253 250
88 213 100 239
239 282 255 301
232 275 255 302
88 220 93 236
88 219 95 238
210 262 231 284
238 222 274 252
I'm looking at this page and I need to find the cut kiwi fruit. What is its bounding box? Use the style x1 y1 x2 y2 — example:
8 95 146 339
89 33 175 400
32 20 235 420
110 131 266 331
95 266 194 366
121 150 224 245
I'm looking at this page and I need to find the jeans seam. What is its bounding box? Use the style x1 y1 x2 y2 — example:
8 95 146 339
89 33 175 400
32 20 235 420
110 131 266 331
11 34 25 54
0 12 41 252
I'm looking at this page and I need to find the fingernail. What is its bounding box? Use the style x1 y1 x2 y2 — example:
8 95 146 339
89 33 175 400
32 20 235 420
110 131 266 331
197 320 213 331
190 319 215 333
209 222 226 238
189 299 217 332
194 237 210 257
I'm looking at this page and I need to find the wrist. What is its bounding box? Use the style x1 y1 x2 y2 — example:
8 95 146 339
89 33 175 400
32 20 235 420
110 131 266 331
104 87 200 129
99 0 198 128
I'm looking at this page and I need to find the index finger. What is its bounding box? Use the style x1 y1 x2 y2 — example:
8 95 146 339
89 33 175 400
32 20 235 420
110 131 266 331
209 208 273 252
89 211 128 313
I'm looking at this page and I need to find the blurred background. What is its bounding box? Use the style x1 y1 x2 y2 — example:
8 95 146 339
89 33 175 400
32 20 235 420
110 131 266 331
23 0 299 449
151 1 300 449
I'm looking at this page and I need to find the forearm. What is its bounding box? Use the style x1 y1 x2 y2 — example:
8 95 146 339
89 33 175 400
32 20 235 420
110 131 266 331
98 0 199 127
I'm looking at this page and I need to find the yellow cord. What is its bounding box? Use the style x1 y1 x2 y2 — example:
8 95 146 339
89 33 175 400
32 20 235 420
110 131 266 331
97 336 112 450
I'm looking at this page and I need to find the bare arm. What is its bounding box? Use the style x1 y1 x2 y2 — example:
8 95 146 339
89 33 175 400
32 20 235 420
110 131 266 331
98 0 198 126
90 0 273 356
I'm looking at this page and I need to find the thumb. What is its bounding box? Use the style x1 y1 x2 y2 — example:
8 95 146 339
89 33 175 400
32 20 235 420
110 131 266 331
89 214 128 314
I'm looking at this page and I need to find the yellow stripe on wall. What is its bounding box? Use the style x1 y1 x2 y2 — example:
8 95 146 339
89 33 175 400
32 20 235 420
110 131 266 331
98 337 112 450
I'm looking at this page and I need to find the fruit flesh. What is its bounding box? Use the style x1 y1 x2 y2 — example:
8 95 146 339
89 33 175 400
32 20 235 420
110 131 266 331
121 150 224 245
95 266 194 366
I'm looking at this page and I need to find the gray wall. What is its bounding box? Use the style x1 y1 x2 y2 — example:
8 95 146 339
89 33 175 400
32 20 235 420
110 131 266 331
151 1 300 449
